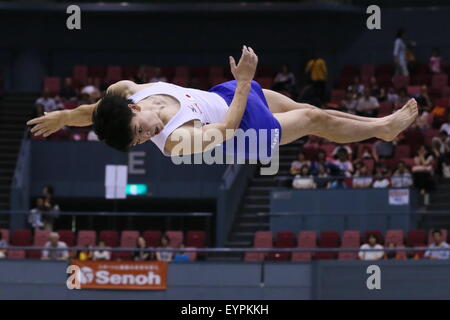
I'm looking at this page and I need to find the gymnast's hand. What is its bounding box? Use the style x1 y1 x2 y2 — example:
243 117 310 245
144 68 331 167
229 45 258 84
27 110 67 137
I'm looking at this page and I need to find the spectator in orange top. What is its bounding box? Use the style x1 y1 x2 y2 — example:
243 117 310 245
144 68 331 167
305 53 327 102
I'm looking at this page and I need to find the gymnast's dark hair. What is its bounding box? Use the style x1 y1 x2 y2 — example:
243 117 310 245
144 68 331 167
92 93 134 153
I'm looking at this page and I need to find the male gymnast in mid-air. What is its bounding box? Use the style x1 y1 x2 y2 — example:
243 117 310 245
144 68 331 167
27 45 418 162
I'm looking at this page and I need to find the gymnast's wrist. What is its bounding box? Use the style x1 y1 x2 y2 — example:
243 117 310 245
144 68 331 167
236 79 252 90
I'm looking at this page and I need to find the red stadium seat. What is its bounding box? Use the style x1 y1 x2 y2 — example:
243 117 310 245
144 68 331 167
400 158 415 168
377 74 393 88
407 85 421 96
256 65 276 78
209 76 228 86
435 98 450 108
394 145 411 159
330 89 346 104
292 231 317 261
11 229 32 246
267 232 295 261
375 64 394 76
423 129 440 147
99 231 119 247
105 66 123 84
7 250 26 259
172 76 189 87
255 77 273 89
341 64 360 77
174 66 190 78
245 231 273 262
411 74 430 86
338 230 360 260
122 65 138 79
142 231 162 248
88 65 106 78
57 230 76 258
186 231 206 248
166 231 183 248
77 230 97 247
315 231 340 260
378 101 393 115
113 230 140 261
209 65 225 78
392 75 410 90
44 77 61 95
360 64 375 78
73 65 88 86
385 230 404 246
320 144 335 158
27 230 51 259
362 159 375 175
407 229 427 247
431 74 448 92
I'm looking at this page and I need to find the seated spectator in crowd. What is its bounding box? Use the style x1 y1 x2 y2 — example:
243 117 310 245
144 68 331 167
78 245 93 261
35 89 62 117
394 87 410 110
359 145 375 160
41 232 69 261
173 244 190 262
156 234 173 262
347 76 364 96
341 91 358 114
272 64 296 95
292 165 316 189
352 163 373 188
372 140 395 160
87 129 99 141
135 65 150 83
0 233 7 259
314 164 330 189
429 48 442 74
391 161 413 188
432 131 450 157
329 177 348 189
356 87 380 117
59 77 77 101
372 166 391 188
359 234 384 260
440 113 450 136
424 230 450 260
386 87 399 105
415 85 432 110
133 236 150 261
290 152 311 175
41 185 60 230
28 197 46 230
412 145 435 199
81 78 100 100
92 240 111 261
310 149 330 175
332 147 353 177
368 76 380 97
150 67 168 83
384 242 403 260
331 144 353 160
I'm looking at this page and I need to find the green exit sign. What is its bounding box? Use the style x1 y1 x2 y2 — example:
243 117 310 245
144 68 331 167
126 184 148 196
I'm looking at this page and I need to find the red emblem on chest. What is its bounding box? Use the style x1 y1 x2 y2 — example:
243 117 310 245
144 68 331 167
185 94 191 98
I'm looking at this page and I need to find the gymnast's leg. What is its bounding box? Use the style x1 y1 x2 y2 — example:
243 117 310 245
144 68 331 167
263 88 383 122
273 98 418 145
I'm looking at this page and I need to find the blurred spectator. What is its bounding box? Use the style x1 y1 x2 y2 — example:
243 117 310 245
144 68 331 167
432 131 450 157
331 145 353 159
386 87 399 104
81 78 100 100
332 148 353 177
292 165 316 189
41 185 60 230
369 76 380 97
440 114 450 136
391 161 413 188
372 140 395 160
60 77 77 100
305 53 327 102
412 145 435 201
28 197 46 230
394 87 410 110
0 233 7 259
372 166 391 188
310 149 334 175
352 163 373 188
173 244 190 262
133 236 150 261
359 233 384 260
35 89 62 117
135 65 149 83
87 129 99 141
359 145 375 160
150 67 167 83
41 232 69 261
347 76 364 96
329 177 348 189
429 48 442 74
78 245 93 261
92 240 111 261
384 242 403 260
393 28 408 76
356 87 380 117
341 91 358 114
314 164 330 189
290 152 311 175
415 85 432 109
424 230 450 260
272 64 296 95
156 234 173 262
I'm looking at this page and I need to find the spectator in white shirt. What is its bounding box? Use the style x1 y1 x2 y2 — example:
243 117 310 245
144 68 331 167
92 240 111 261
359 234 384 260
372 166 391 188
347 76 364 96
333 148 353 177
356 87 379 117
87 130 99 141
439 114 450 136
0 232 7 259
149 67 168 83
41 232 69 261
424 230 450 260
35 89 62 116
391 161 413 188
290 152 311 175
292 165 316 189
352 163 373 188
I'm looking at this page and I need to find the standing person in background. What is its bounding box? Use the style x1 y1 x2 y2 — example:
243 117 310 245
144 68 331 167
305 53 327 103
393 28 409 76
41 185 60 230
272 64 296 97
429 48 442 74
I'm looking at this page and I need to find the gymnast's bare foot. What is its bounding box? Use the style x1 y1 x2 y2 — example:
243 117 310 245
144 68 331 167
377 98 418 141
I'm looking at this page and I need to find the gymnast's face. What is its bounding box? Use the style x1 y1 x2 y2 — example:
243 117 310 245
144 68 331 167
129 104 164 146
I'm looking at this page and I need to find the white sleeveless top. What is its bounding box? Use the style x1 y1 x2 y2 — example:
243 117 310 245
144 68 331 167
128 81 229 156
